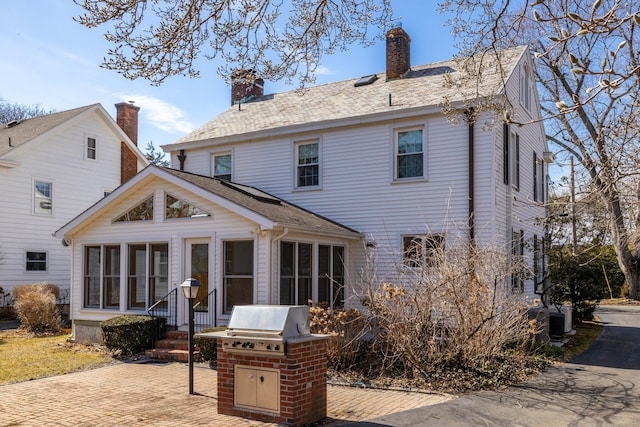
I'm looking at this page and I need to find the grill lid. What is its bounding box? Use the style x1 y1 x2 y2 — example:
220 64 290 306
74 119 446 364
227 305 310 339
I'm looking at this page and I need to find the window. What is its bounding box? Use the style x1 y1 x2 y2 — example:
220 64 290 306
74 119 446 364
86 137 97 160
510 132 520 190
280 242 312 305
128 244 147 310
402 234 445 268
84 243 167 310
520 64 534 113
83 245 122 309
280 241 345 308
149 244 169 304
395 128 424 179
296 141 319 187
103 245 120 309
34 180 52 215
511 230 524 292
533 235 542 293
114 197 153 222
223 240 254 314
212 153 232 181
26 251 47 271
318 245 345 308
165 194 210 219
84 246 101 308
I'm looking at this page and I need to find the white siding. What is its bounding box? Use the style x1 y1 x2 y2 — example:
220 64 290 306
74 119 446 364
0 110 128 293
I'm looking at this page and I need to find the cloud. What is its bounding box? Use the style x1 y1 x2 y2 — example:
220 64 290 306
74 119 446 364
315 65 334 76
117 94 195 134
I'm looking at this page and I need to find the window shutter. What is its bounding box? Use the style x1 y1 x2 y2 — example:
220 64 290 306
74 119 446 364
503 124 510 185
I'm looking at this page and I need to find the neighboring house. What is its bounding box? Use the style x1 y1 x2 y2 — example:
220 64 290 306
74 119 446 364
0 103 148 297
55 26 551 343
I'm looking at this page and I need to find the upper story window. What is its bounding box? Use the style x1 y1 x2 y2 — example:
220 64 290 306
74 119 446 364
520 64 534 113
33 180 53 215
212 153 232 181
395 127 424 180
505 131 520 190
402 234 445 268
295 140 320 188
114 196 153 222
86 137 97 160
26 251 47 272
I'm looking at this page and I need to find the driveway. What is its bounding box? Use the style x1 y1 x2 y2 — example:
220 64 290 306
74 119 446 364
356 305 640 427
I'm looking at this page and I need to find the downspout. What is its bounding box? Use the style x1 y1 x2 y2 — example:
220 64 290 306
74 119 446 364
467 109 475 244
178 149 186 171
270 228 289 304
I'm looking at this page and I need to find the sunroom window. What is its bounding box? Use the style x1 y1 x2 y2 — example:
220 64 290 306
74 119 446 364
114 197 153 222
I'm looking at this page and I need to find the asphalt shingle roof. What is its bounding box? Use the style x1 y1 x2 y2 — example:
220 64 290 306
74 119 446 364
160 167 360 236
0 104 97 156
174 46 526 145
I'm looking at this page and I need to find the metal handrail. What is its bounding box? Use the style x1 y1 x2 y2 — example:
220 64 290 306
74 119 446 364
147 288 178 344
193 288 217 332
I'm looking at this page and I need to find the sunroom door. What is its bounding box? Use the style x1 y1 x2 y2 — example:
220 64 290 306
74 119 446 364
184 239 211 326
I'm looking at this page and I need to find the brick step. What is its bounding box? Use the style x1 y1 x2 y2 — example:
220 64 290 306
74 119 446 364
165 330 189 341
145 348 200 363
155 339 189 351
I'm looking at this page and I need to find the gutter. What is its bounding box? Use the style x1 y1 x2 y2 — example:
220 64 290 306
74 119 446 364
468 109 475 244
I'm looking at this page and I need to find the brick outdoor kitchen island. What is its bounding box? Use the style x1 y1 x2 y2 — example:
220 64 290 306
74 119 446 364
199 306 331 426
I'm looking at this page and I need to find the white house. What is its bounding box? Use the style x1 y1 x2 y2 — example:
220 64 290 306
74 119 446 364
0 103 148 298
55 27 551 343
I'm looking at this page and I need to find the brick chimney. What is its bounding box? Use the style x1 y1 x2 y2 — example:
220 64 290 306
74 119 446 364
231 70 264 106
386 25 411 80
115 101 140 184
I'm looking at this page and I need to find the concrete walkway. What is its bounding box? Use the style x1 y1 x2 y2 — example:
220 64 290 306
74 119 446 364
0 361 452 426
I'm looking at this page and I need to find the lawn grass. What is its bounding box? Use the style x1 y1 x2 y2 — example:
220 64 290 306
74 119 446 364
561 317 604 361
0 328 114 385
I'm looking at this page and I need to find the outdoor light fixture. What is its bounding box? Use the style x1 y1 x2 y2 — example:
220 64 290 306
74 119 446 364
180 278 201 395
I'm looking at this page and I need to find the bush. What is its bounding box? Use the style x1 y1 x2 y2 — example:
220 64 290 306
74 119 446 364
310 305 369 370
14 283 60 301
101 315 165 356
194 327 227 361
14 284 61 335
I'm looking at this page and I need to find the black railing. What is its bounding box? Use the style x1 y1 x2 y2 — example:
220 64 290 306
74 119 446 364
193 288 217 332
148 288 178 343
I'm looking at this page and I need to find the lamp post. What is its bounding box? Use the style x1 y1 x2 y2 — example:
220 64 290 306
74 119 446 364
180 278 201 395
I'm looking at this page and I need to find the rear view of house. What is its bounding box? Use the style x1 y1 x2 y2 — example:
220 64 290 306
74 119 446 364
55 26 551 343
0 103 148 296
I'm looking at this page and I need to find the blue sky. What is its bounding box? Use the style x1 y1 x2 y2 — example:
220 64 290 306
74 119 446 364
0 1 456 153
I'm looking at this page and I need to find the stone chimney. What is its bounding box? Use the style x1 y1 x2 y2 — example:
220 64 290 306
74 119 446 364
115 101 140 184
231 70 264 106
386 25 411 80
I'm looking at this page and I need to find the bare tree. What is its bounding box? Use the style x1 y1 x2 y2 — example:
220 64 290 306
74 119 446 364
0 97 52 123
73 0 392 86
438 0 640 299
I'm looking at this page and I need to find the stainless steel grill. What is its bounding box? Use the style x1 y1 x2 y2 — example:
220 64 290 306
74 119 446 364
219 305 310 356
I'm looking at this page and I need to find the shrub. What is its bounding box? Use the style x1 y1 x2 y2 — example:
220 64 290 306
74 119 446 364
14 283 60 301
101 315 165 356
361 240 531 382
13 284 61 335
310 305 369 370
194 326 227 361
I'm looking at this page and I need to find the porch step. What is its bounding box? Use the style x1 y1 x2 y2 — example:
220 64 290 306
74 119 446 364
145 330 199 363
